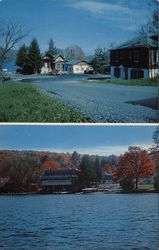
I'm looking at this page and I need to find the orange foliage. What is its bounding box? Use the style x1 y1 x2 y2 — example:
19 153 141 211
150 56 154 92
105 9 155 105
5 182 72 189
44 160 61 170
104 164 112 174
65 165 72 170
115 147 155 188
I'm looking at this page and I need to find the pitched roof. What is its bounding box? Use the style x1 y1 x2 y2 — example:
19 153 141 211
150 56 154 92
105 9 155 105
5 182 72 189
65 59 89 65
54 54 65 60
111 34 157 50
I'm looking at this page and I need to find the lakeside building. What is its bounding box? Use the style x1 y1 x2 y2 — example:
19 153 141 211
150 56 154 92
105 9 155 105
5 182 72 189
41 54 65 74
41 54 93 74
55 54 65 72
64 60 93 74
41 56 52 74
110 34 158 80
101 170 114 184
41 169 79 193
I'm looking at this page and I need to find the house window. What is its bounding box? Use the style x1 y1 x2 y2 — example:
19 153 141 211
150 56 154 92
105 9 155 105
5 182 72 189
57 64 61 69
153 50 157 64
129 51 132 60
120 51 124 60
131 69 144 79
114 68 120 78
114 51 119 62
134 50 139 63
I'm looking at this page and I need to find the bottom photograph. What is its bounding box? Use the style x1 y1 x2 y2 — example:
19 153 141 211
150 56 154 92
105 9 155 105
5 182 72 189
0 125 158 250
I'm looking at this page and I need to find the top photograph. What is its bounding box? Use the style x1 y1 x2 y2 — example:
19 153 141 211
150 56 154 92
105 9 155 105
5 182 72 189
0 0 158 123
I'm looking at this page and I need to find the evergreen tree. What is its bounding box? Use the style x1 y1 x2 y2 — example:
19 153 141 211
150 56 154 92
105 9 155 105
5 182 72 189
94 156 102 181
16 44 28 71
46 38 57 60
80 155 97 186
28 38 42 73
91 48 109 74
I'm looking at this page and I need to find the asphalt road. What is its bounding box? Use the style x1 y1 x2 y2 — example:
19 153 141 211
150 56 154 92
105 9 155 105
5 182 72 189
22 75 158 123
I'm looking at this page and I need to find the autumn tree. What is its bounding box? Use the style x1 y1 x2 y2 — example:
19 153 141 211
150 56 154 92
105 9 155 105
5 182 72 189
150 127 159 192
0 21 26 83
0 154 42 192
115 147 155 191
44 160 61 170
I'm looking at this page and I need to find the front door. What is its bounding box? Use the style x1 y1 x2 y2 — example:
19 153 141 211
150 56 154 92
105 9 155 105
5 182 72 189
124 68 128 80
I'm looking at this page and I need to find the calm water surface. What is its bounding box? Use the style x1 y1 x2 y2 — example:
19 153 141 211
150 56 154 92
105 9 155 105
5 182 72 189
0 193 158 250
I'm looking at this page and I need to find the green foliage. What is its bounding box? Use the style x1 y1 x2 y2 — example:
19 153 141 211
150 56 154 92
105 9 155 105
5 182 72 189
91 48 109 73
0 83 91 122
79 155 102 187
16 44 28 69
90 78 158 87
45 38 57 59
28 38 42 73
94 156 102 181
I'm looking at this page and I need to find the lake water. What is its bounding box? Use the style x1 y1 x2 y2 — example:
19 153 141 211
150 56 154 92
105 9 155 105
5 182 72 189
0 193 158 250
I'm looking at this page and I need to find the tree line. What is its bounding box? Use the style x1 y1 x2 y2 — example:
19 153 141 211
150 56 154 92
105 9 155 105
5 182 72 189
16 38 56 74
0 139 158 193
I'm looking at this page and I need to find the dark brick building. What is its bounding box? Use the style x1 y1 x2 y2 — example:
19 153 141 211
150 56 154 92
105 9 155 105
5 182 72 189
110 35 158 80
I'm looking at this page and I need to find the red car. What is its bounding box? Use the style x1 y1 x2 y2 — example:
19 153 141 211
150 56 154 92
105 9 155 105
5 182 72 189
50 69 59 75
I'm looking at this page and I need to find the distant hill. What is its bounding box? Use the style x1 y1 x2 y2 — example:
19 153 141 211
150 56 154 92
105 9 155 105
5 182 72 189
0 150 118 170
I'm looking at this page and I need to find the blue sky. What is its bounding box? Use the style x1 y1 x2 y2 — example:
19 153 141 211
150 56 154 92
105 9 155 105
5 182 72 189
0 0 151 55
0 125 156 156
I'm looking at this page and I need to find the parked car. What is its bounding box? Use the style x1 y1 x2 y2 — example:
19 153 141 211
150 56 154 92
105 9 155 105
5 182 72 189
50 69 58 75
84 69 95 74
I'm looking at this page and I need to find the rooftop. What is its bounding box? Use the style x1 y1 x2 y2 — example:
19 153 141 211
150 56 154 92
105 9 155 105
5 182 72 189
111 34 157 50
65 59 89 65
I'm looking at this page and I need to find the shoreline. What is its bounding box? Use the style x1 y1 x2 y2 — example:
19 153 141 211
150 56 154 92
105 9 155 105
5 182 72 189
0 190 157 196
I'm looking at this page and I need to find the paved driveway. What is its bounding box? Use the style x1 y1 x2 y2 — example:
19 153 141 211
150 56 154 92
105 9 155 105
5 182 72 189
22 75 158 123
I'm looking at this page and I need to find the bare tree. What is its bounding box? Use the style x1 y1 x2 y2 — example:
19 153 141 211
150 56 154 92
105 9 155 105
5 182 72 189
0 20 27 83
0 154 43 192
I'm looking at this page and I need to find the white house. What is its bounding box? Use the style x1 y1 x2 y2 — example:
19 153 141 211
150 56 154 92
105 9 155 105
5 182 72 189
41 54 65 74
54 54 65 72
64 60 93 74
41 56 52 74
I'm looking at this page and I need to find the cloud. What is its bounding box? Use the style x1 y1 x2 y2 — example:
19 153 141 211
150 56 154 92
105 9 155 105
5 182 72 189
63 0 149 31
66 0 133 15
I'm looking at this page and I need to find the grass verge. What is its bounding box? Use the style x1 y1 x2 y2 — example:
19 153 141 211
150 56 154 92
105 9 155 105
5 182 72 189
0 83 91 122
88 78 158 86
138 184 155 192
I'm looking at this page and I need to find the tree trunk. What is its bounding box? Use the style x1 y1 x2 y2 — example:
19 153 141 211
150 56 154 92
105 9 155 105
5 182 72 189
135 178 139 191
0 65 3 84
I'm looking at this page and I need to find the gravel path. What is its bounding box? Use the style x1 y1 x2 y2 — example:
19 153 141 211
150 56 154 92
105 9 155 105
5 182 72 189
22 75 158 123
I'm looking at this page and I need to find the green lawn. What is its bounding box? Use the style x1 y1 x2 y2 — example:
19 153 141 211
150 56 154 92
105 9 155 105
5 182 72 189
0 83 91 122
89 78 158 87
138 184 155 192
